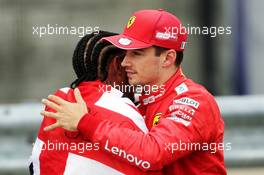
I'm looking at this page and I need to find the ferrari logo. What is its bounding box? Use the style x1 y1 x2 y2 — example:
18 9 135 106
127 16 136 28
153 112 162 126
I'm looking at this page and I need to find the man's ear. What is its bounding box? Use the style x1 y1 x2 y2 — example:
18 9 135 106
161 49 176 67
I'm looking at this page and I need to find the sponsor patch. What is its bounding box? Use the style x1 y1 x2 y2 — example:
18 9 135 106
175 83 188 95
169 104 196 116
127 16 136 28
143 96 155 105
153 112 162 126
118 38 132 46
170 110 192 121
142 93 163 105
105 139 150 169
173 97 200 109
180 41 187 49
167 115 191 127
155 32 177 40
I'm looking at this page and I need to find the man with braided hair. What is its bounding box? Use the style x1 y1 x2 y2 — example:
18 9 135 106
30 31 161 175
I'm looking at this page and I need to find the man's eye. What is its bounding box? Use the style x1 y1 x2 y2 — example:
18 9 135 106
133 51 142 56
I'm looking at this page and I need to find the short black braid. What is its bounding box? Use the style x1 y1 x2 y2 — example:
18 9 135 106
90 40 112 80
85 31 117 79
71 31 118 88
72 33 95 79
71 33 99 88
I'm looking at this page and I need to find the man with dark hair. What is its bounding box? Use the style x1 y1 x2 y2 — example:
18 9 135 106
30 31 161 175
42 9 226 174
153 46 183 67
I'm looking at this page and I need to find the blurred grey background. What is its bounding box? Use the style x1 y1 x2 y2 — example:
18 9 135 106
0 0 264 174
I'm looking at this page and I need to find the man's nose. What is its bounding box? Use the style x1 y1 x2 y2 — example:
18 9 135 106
121 54 131 67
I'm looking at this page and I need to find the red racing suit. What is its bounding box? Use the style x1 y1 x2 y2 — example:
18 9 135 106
30 81 162 175
77 68 227 174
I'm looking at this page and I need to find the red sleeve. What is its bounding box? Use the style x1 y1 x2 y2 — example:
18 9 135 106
77 94 215 171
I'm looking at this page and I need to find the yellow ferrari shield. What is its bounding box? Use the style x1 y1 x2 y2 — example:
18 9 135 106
127 16 136 28
153 112 162 126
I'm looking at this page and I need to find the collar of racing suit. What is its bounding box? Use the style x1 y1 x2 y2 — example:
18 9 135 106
139 67 187 106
